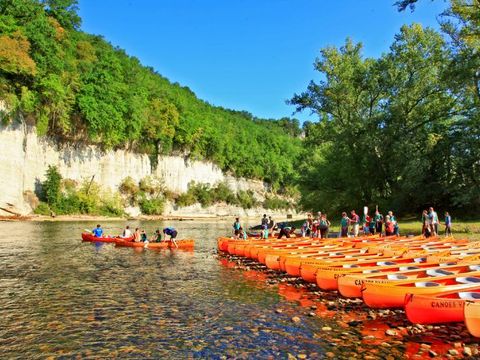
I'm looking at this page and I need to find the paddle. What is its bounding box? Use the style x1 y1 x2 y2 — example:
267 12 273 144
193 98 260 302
171 237 179 248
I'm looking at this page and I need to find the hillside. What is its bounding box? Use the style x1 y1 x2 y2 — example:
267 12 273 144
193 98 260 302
0 0 301 191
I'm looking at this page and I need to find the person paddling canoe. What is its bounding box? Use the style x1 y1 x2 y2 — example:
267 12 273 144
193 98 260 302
163 227 178 248
92 224 103 238
150 229 162 243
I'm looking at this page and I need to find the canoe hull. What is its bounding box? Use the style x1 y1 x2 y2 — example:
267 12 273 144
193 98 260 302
116 239 194 250
405 293 465 324
81 233 132 243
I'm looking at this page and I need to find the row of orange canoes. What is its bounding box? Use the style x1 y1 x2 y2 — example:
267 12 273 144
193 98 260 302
81 233 194 250
218 234 480 337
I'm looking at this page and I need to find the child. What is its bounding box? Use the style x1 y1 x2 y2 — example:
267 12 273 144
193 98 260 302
340 212 350 238
262 224 269 239
445 212 452 237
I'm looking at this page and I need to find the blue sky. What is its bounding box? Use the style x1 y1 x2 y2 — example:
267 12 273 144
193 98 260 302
78 0 448 122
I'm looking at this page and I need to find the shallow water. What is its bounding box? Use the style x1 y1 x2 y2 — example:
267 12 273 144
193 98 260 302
0 220 334 359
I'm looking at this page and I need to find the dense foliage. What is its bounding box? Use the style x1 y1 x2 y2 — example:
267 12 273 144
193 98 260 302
37 166 124 216
176 182 259 209
291 0 480 216
0 0 301 190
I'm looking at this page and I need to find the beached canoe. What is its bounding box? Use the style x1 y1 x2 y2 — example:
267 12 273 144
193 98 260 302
300 252 427 284
81 232 133 243
116 239 194 250
338 262 475 298
464 301 480 337
308 239 470 288
405 285 480 324
362 272 480 309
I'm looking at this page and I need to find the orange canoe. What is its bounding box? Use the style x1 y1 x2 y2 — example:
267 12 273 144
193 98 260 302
362 273 480 309
116 239 194 250
265 245 365 271
81 232 133 243
464 301 480 337
405 286 480 324
338 262 476 298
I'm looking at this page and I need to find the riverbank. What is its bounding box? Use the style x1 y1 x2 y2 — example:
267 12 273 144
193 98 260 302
220 253 479 359
323 220 480 241
0 213 306 223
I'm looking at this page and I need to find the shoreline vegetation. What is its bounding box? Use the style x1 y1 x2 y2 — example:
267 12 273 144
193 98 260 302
28 165 297 218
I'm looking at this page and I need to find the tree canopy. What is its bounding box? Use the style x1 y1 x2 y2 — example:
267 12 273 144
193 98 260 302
291 0 480 216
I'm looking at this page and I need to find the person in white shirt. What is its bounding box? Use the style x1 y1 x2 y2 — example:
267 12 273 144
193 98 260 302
122 225 132 238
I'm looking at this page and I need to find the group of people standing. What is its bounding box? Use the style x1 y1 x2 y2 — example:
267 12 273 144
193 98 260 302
302 208 399 239
421 207 452 237
301 212 332 239
230 206 453 241
232 214 288 239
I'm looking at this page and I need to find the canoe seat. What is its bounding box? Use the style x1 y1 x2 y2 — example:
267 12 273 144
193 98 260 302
426 269 454 277
456 277 480 284
377 261 396 266
469 265 480 271
387 274 408 280
459 292 480 300
343 264 360 268
440 262 457 266
415 281 440 287
330 252 343 256
363 269 381 274
414 257 426 263
399 266 420 271
345 255 354 258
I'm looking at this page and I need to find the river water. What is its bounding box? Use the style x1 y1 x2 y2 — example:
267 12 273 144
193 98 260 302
0 220 475 359
0 220 325 358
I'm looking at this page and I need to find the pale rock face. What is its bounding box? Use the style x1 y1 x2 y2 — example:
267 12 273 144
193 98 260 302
0 122 272 216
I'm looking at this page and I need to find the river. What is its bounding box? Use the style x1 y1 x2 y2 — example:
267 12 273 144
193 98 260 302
0 220 328 358
0 220 475 359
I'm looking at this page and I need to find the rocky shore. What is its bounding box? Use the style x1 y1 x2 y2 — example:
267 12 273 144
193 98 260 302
220 253 480 359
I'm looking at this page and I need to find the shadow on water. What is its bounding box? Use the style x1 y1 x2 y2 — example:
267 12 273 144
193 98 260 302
0 220 334 359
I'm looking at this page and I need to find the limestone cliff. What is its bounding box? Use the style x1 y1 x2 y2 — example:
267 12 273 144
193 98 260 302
0 122 290 217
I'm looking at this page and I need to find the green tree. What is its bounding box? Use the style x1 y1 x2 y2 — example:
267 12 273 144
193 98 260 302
42 165 62 206
291 25 457 214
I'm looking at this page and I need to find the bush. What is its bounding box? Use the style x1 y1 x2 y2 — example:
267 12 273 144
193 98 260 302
163 189 177 201
139 197 165 215
139 175 165 197
263 196 292 210
176 192 197 207
237 190 258 209
212 182 237 204
100 191 124 216
34 202 51 215
119 177 139 205
189 182 214 207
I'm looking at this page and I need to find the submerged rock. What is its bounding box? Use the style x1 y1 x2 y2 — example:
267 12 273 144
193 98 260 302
291 316 301 323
